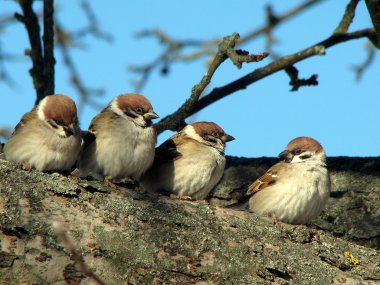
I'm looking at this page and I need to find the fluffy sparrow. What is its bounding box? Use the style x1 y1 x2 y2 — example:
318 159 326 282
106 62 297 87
142 122 234 200
3 94 81 172
241 136 330 224
74 93 159 184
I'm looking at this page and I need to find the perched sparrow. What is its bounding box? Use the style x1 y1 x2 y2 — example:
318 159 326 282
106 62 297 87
142 122 234 200
74 93 159 184
242 136 330 224
3 94 81 172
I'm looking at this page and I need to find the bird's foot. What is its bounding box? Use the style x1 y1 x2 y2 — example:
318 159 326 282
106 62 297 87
104 176 119 189
169 194 193 201
19 161 33 171
271 213 284 229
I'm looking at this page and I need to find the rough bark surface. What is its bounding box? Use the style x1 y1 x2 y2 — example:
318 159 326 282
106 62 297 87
0 157 379 285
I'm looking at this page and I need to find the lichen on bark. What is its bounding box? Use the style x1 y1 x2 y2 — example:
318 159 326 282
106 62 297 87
0 157 379 284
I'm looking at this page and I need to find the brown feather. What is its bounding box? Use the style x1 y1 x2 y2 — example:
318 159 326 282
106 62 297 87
42 94 78 126
116 93 153 113
81 108 113 153
285 136 323 154
246 163 286 196
191 121 225 138
12 108 38 136
152 132 187 167
87 108 113 133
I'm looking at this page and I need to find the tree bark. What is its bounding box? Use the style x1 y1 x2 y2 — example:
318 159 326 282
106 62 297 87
0 157 379 284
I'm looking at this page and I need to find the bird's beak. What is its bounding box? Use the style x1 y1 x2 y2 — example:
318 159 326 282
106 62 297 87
63 124 77 137
143 112 159 121
221 134 235 143
278 150 293 163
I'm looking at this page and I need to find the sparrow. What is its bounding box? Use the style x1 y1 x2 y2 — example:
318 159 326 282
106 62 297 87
3 94 81 172
142 122 235 200
236 136 330 225
74 93 159 184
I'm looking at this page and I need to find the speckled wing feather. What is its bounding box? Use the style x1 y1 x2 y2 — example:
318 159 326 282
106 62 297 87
226 162 284 210
153 133 184 167
81 108 110 152
11 108 37 136
246 162 284 196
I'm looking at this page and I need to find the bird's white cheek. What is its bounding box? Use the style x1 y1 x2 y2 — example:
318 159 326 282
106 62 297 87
291 156 302 163
57 127 66 137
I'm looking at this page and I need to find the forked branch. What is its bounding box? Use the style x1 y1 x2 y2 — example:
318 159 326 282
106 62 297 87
155 33 269 134
155 28 375 134
15 0 56 105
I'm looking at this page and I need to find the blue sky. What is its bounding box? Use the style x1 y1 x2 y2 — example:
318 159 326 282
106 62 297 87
0 1 379 157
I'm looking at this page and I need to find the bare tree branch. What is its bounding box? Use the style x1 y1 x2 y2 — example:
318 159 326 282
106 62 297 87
0 14 17 26
0 128 11 140
53 222 107 285
351 42 376 81
130 0 323 92
14 0 55 104
154 29 374 134
285 66 318 91
187 29 375 118
365 0 380 48
70 0 114 43
155 33 269 133
43 0 55 97
15 0 45 104
14 0 110 106
54 0 113 113
55 21 105 113
239 0 323 45
0 12 40 86
0 43 20 86
334 0 360 35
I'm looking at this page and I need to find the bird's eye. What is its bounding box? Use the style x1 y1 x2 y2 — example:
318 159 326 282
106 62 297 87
300 154 312 160
48 120 59 129
54 119 64 126
294 149 302 155
212 132 219 137
136 108 143 114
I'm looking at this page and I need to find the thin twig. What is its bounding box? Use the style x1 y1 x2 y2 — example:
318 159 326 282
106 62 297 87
70 0 114 43
155 29 374 133
55 21 105 114
263 5 282 61
238 0 323 45
0 14 17 26
351 42 376 81
0 128 11 140
0 43 20 86
155 33 269 133
187 29 375 118
43 0 55 97
285 66 318 91
53 222 107 285
15 0 45 104
54 1 111 113
130 0 322 92
334 0 360 35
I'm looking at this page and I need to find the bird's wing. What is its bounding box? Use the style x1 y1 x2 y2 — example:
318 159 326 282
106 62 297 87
246 162 284 196
81 108 111 152
12 108 37 136
226 162 286 210
153 133 185 166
